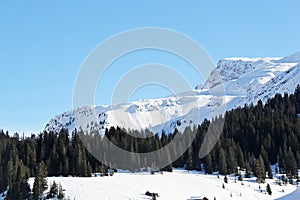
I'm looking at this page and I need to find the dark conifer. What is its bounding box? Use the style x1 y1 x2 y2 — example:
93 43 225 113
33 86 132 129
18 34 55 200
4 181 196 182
218 148 227 175
32 161 48 200
266 183 272 195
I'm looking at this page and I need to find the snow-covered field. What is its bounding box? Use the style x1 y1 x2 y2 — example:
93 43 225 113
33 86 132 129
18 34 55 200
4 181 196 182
28 170 299 200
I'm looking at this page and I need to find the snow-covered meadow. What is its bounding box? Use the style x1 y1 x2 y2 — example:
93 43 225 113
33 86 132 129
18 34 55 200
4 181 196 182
27 169 299 200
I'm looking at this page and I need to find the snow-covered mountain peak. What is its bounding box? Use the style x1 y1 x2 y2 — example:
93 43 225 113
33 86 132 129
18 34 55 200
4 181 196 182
203 54 298 90
45 52 300 135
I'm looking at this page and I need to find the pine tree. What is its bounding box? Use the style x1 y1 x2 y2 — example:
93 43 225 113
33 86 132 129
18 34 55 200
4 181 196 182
227 146 238 174
224 175 228 183
162 147 173 172
218 148 227 175
19 178 31 200
279 147 286 173
236 145 245 168
285 147 297 178
47 181 58 198
245 161 251 178
5 159 14 189
266 183 272 195
255 155 266 183
129 140 137 172
32 161 48 200
100 165 108 176
185 146 193 171
204 154 213 174
260 145 269 170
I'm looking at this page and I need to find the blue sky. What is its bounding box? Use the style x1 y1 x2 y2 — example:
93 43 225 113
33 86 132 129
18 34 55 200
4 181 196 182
0 1 299 134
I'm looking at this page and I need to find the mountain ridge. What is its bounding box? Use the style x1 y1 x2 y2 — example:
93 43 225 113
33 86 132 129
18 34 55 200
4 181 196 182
44 52 300 135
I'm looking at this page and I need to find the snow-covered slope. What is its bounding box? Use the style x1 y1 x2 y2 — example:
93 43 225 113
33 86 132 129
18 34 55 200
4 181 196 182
44 52 300 135
203 53 300 104
276 186 300 200
275 51 300 63
26 170 298 200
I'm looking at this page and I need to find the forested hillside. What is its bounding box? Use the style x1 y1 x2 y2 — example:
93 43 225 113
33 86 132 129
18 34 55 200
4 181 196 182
1 85 300 199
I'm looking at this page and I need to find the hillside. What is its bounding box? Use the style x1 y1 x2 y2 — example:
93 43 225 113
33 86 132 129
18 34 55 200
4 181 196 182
25 170 298 200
